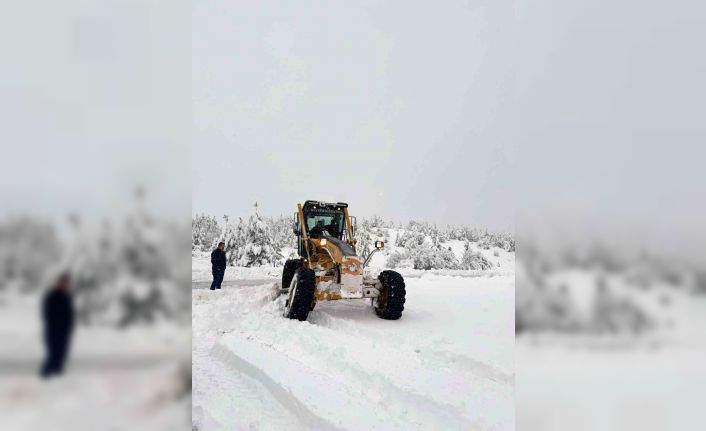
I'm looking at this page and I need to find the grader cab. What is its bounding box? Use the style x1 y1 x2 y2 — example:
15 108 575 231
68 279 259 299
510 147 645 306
278 200 406 321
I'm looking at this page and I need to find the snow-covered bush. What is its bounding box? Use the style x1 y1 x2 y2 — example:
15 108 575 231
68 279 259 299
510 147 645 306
406 244 459 270
515 280 583 333
386 251 414 269
461 242 494 270
478 232 515 252
514 236 694 336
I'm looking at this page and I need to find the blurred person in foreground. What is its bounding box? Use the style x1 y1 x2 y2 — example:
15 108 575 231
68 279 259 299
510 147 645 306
40 272 75 378
210 242 226 290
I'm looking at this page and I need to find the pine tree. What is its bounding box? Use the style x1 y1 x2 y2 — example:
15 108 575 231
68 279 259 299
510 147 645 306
268 215 296 251
110 188 175 326
221 215 246 266
236 203 281 267
192 213 222 252
395 228 405 247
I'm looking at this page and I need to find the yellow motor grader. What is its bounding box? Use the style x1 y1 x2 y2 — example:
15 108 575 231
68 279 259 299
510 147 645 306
277 200 406 321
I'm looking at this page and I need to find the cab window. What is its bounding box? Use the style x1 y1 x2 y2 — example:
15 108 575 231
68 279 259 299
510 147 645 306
305 213 343 237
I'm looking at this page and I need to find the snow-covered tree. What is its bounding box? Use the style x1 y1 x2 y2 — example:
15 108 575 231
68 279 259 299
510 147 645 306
437 226 451 243
369 214 384 228
220 215 246 266
354 219 374 260
0 216 62 292
190 210 517 274
395 228 405 247
268 215 296 251
192 214 222 252
0 188 191 327
397 228 425 250
386 250 406 268
236 204 281 267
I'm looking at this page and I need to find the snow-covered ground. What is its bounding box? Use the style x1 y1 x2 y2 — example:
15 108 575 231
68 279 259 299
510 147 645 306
0 294 191 431
192 256 515 430
515 243 706 430
516 341 706 431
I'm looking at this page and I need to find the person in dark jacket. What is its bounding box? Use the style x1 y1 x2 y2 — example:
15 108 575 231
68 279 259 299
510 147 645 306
211 242 227 290
40 272 75 378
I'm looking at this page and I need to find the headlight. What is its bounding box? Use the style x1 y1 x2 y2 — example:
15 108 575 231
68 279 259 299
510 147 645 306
348 263 357 272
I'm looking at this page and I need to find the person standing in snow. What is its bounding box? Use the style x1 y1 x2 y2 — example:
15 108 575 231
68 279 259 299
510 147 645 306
210 241 227 290
40 272 75 378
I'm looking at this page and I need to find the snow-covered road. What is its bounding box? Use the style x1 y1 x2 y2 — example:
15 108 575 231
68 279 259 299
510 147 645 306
192 272 514 430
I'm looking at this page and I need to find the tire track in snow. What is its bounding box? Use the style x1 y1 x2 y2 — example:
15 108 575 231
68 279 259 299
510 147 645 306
210 342 346 431
309 306 514 386
266 287 501 429
193 347 302 431
423 349 514 386
221 330 480 430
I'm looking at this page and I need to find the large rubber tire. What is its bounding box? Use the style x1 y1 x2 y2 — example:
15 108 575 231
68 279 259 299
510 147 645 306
284 267 316 321
282 259 303 290
375 270 406 320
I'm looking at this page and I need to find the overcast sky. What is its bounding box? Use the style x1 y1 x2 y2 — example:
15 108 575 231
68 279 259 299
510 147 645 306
4 0 702 252
515 0 706 260
192 0 514 231
0 1 190 222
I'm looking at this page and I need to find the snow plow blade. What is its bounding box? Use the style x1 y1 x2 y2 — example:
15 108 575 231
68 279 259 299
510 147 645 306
269 282 288 301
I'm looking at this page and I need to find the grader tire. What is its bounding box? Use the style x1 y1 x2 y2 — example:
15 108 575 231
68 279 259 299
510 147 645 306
282 259 303 290
284 267 316 321
375 270 406 320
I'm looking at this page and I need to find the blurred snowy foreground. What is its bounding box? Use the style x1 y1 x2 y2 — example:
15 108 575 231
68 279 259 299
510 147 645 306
0 293 191 431
192 255 515 430
0 208 191 430
516 238 706 431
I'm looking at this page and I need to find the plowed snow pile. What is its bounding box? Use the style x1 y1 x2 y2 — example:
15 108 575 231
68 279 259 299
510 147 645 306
192 262 514 430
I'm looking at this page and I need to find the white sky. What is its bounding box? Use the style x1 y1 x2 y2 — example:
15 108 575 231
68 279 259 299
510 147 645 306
515 0 706 261
192 0 515 231
0 1 190 222
7 0 700 253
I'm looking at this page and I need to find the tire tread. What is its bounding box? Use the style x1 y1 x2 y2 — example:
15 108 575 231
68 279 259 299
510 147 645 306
375 270 406 320
285 267 316 321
